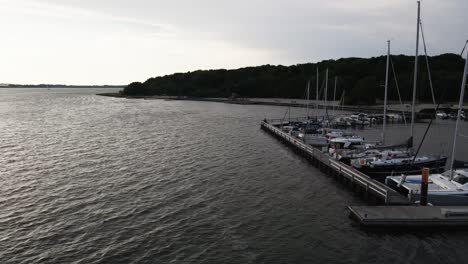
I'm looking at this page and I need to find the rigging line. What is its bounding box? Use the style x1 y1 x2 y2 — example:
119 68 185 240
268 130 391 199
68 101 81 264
461 40 468 57
300 81 309 119
410 21 460 165
337 90 345 115
280 106 289 129
334 77 342 116
419 19 437 108
419 19 443 143
324 71 330 123
390 56 408 126
410 74 450 165
285 81 308 125
334 76 342 116
315 74 326 116
341 90 346 112
315 73 328 124
303 76 316 131
319 75 326 101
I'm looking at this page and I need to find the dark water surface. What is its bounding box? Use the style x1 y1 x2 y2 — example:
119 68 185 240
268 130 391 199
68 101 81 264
1 89 468 264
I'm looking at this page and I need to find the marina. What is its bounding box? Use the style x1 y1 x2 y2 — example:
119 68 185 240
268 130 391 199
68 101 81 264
261 118 468 227
259 7 468 229
260 120 411 205
261 43 468 226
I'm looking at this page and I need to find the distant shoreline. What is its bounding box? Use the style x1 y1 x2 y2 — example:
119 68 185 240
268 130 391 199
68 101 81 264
2 86 124 89
97 93 468 116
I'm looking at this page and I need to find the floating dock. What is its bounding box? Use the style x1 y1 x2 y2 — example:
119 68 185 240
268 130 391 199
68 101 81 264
260 121 410 205
349 206 468 227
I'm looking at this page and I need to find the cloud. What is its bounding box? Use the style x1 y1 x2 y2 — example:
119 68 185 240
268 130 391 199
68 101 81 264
1 0 467 84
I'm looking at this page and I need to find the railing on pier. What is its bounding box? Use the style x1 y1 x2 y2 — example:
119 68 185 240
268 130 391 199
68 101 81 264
260 121 410 205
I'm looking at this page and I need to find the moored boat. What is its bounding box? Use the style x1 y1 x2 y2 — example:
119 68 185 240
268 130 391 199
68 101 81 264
352 155 447 182
385 169 468 205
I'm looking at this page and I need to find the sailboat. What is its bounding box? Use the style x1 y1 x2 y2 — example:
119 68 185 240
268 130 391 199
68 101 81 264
300 68 328 146
329 77 353 128
351 8 447 181
385 48 468 205
314 68 365 147
334 41 408 161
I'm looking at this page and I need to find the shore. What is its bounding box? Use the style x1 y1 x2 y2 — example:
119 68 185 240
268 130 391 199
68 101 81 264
96 93 466 116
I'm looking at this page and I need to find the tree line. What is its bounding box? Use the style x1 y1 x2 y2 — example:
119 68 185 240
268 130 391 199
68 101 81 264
123 53 465 105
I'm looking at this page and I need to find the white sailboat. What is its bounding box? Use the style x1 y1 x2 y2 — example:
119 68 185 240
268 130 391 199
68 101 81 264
385 42 468 205
352 3 447 181
301 68 328 146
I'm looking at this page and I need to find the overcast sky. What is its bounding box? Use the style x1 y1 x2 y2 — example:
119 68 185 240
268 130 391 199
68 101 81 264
1 0 466 85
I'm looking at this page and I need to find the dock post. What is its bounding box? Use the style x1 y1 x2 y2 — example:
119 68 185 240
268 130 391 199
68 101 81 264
420 168 429 206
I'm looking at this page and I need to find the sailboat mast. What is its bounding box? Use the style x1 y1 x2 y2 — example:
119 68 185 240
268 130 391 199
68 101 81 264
410 1 421 142
325 68 329 113
342 90 346 111
306 80 310 119
449 50 468 179
333 76 337 115
316 67 319 115
382 40 390 145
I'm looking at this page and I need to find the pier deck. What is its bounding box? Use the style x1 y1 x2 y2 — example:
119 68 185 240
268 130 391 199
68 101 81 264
349 206 468 227
260 121 410 205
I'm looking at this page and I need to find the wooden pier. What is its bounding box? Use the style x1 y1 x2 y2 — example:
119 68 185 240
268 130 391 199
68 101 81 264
349 206 468 227
260 121 410 205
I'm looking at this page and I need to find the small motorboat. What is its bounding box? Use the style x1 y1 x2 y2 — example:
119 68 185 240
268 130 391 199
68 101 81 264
300 133 328 146
436 111 448 119
448 112 457 120
328 136 367 156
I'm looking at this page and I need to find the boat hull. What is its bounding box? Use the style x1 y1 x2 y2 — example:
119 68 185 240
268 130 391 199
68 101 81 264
356 157 447 182
303 134 328 146
386 177 468 205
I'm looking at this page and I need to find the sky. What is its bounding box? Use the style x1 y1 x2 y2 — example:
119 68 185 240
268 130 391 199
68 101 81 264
0 0 466 85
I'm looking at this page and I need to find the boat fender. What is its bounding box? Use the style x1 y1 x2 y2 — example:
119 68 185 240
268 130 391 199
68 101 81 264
397 174 408 188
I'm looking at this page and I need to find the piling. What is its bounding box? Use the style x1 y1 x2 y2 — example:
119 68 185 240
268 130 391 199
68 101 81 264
420 168 429 206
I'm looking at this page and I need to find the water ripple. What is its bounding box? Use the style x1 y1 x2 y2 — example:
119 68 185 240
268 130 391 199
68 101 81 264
1 89 468 264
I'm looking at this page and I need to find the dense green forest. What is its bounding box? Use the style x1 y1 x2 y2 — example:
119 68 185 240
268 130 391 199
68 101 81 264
123 53 465 105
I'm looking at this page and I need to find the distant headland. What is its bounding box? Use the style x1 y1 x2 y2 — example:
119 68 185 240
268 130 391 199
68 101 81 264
104 53 465 105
